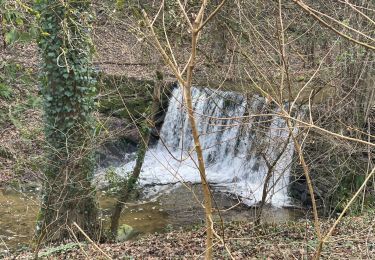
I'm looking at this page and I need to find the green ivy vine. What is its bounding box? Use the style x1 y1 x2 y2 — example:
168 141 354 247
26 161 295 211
35 0 96 170
34 0 100 240
0 0 38 46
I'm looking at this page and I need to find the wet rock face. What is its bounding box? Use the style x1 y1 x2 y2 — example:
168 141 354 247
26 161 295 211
96 138 137 168
95 74 174 168
289 179 312 207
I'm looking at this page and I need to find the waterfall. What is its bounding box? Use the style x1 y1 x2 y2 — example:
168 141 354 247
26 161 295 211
116 87 295 207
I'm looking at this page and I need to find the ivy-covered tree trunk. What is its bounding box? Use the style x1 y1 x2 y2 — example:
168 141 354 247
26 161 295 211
35 0 99 242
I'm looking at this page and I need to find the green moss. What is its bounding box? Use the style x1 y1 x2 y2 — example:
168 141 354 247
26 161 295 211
97 74 172 120
117 224 135 241
97 74 153 119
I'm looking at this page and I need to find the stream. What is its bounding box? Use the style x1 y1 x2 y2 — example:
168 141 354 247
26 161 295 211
0 185 304 254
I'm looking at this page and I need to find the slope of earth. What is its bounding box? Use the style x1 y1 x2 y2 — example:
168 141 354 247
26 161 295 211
0 43 43 185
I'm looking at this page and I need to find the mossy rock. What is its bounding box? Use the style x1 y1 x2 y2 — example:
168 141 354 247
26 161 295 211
97 74 154 119
97 73 172 121
117 224 137 242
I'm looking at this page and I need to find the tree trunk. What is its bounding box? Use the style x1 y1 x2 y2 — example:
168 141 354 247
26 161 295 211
184 16 214 259
35 0 99 243
142 2 216 257
255 133 291 225
110 71 163 239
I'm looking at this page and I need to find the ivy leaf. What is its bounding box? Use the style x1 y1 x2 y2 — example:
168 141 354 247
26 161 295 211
65 106 72 112
19 32 33 42
5 29 18 44
29 26 39 38
15 17 24 26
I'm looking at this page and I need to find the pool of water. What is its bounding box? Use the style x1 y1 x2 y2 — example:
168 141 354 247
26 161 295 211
0 188 39 253
0 184 304 253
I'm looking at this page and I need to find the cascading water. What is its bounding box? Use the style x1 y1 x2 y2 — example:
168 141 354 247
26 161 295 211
115 87 295 207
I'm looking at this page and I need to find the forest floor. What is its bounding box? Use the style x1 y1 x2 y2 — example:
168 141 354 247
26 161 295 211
7 210 375 259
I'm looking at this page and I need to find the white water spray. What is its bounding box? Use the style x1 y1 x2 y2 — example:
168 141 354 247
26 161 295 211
116 87 294 207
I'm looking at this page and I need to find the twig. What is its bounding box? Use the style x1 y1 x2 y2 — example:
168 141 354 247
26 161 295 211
68 226 89 259
291 0 375 51
198 0 228 32
315 166 375 257
177 0 193 29
142 10 186 85
73 222 112 260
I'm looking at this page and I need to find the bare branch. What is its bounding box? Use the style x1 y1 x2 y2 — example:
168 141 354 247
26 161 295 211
292 0 375 51
198 0 228 32
176 0 193 29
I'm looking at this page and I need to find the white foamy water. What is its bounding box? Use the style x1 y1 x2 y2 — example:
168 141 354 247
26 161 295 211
115 87 294 207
